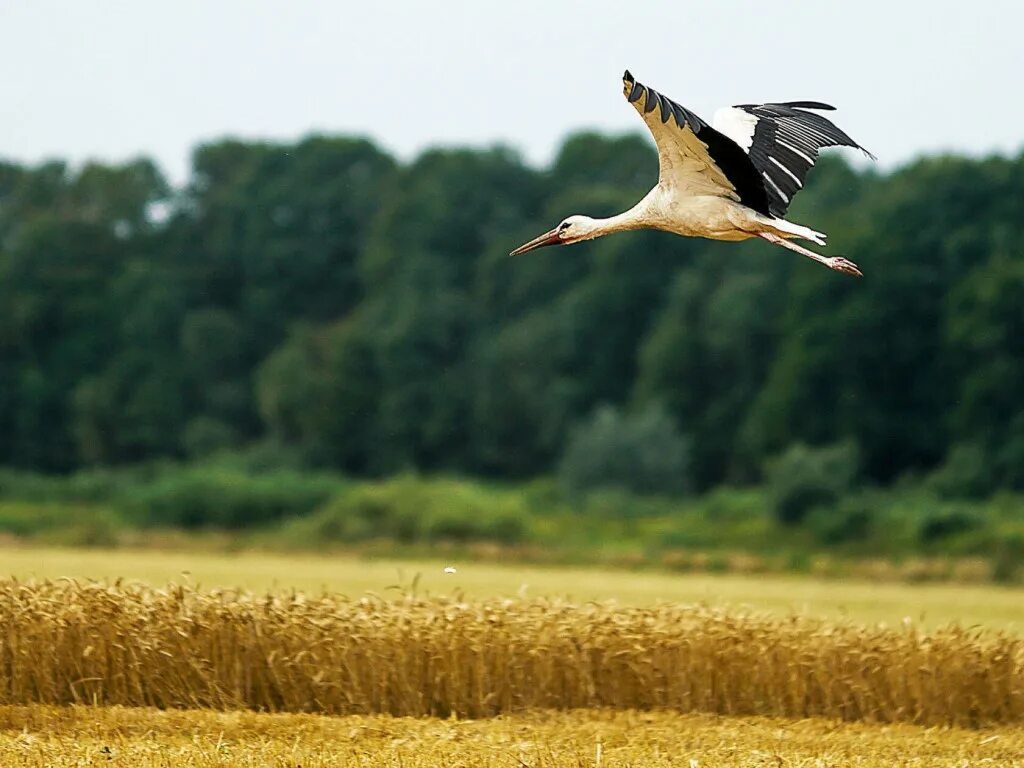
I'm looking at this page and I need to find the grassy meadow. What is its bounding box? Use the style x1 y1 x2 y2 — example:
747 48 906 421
3 545 1024 629
5 467 1024 587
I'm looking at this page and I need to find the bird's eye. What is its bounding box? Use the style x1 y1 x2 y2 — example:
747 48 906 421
560 222 571 231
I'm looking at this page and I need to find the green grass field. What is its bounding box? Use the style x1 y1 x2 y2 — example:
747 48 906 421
3 545 1024 629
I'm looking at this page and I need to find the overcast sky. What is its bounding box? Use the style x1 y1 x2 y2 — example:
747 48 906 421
2 0 1021 184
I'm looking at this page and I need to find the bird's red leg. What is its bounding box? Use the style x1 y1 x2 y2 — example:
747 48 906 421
758 232 862 277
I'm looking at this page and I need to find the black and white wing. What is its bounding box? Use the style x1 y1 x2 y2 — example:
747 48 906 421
623 71 773 216
713 102 875 217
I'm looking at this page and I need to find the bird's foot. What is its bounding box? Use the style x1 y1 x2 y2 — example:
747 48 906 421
828 257 863 277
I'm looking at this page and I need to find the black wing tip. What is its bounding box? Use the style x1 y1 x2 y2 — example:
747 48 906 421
742 101 837 112
781 100 837 111
623 71 644 103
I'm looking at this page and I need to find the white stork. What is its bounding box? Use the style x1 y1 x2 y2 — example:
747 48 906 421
511 70 875 277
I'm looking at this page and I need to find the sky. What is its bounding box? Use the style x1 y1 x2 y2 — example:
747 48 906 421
2 0 1021 185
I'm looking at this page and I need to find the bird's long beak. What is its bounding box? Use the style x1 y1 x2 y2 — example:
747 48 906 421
509 227 562 256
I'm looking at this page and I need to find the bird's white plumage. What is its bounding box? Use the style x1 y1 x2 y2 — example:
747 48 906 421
656 124 737 198
624 89 738 200
712 107 758 152
508 72 870 278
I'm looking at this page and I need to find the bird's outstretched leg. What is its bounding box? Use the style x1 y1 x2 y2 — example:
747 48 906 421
758 232 862 277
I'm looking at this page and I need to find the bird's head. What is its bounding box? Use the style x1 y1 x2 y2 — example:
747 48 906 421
509 215 600 256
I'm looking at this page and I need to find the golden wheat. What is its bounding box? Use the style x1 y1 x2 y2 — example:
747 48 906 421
9 545 1024 629
3 705 1024 767
0 579 1022 726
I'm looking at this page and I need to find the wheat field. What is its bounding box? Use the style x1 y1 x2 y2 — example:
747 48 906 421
2 579 1022 727
5 545 1024 629
3 705 1024 767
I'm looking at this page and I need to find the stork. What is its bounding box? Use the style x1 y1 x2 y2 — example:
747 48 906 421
511 71 875 277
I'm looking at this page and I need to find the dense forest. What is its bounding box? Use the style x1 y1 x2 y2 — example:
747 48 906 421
2 132 1024 500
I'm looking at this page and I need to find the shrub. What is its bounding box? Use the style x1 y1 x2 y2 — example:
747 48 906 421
918 506 982 544
805 495 876 546
204 441 312 473
995 415 1024 491
0 501 122 546
925 443 994 500
766 442 859 526
128 468 341 529
182 417 240 458
0 465 170 505
992 531 1024 583
579 488 674 520
284 476 528 546
558 404 691 497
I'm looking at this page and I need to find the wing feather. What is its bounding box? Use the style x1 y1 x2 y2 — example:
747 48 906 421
714 102 874 216
622 71 771 215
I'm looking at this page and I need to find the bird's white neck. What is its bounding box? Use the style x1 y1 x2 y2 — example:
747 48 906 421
579 195 654 241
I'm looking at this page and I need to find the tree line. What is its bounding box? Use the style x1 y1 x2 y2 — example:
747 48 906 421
2 133 1023 497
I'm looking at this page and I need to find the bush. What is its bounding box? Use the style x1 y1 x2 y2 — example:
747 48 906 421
283 476 529 546
766 442 859 526
127 468 342 529
0 501 122 546
918 506 982 544
805 495 875 546
182 417 240 458
0 465 174 505
579 488 674 520
925 443 994 500
0 468 117 504
559 404 691 497
992 531 1024 583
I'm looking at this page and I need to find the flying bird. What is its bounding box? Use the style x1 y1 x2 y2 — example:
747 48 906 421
511 71 874 277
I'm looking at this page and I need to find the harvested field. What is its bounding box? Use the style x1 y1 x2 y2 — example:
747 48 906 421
2 705 1024 767
1 580 1022 726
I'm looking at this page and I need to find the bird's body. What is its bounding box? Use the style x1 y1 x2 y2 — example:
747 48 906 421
511 71 874 276
606 187 822 241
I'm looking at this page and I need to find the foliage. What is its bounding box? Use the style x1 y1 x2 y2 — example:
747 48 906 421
804 494 876 546
3 139 1024 495
925 443 995 500
124 468 344 529
3 465 1024 579
281 475 528 546
765 442 860 525
558 404 691 497
917 505 983 545
0 501 121 546
4 140 1024 560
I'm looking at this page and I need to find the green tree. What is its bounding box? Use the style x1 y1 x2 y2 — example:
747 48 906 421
946 253 1024 487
